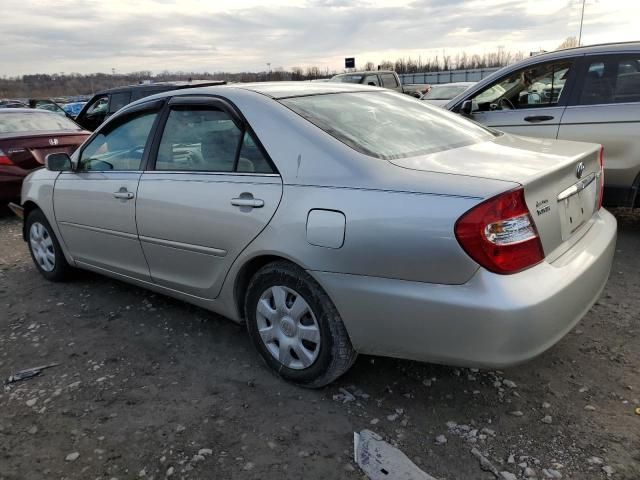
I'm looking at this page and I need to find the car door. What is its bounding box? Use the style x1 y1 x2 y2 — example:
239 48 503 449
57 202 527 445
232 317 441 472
75 94 109 131
53 100 162 280
464 58 578 138
136 96 283 298
558 52 640 207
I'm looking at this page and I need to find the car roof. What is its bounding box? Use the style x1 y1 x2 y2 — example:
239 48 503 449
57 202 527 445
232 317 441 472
530 41 640 60
230 81 377 99
94 80 226 96
333 70 396 76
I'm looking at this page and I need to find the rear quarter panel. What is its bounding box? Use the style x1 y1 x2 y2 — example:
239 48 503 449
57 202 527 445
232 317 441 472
240 184 483 285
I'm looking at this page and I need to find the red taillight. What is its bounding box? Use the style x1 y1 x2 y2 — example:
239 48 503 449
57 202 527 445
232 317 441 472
597 146 605 210
0 149 13 166
455 188 545 275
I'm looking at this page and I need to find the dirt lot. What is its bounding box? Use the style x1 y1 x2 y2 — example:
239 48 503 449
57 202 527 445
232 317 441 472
0 210 638 480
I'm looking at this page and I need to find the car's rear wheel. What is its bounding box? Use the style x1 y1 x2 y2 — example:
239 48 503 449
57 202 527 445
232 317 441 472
245 261 357 388
26 209 71 282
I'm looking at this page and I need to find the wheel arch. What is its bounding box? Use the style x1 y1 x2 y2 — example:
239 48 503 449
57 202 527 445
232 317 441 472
233 254 294 321
21 200 42 240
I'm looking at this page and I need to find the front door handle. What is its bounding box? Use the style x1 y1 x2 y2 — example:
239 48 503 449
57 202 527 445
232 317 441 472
524 115 554 123
113 191 134 200
231 197 264 208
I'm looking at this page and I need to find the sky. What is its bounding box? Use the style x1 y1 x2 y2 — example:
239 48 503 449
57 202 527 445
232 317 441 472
0 0 636 76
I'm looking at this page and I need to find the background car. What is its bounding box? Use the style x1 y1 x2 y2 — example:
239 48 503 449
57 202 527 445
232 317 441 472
75 80 226 132
446 41 640 208
329 71 404 93
420 81 475 106
62 101 87 118
0 100 28 109
16 83 615 387
0 109 89 206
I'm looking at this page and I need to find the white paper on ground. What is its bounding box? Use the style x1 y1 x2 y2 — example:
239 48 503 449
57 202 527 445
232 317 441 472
354 430 439 480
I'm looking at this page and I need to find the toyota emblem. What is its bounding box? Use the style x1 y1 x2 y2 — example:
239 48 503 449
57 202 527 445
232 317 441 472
48 138 59 146
576 162 585 179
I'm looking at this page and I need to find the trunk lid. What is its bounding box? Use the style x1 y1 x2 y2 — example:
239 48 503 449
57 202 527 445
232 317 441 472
0 131 89 170
389 133 603 257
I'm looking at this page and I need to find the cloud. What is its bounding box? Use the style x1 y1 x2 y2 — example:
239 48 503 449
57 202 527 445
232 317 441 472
0 0 635 76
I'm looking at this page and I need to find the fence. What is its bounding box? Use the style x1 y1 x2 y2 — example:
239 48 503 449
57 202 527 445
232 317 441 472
399 67 501 85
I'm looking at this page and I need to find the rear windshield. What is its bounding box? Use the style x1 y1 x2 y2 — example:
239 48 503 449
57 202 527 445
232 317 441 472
280 91 494 159
0 111 81 134
330 75 363 84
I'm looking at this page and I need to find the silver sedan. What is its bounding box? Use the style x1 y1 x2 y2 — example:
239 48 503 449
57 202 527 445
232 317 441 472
14 82 617 387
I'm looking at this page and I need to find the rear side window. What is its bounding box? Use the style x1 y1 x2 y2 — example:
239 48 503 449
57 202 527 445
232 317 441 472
281 91 494 160
380 74 398 88
109 92 131 113
0 111 81 134
579 55 640 105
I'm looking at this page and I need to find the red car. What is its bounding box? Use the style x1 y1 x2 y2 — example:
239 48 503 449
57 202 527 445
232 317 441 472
0 109 90 205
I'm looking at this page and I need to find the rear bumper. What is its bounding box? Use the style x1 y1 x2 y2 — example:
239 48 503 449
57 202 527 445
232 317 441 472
312 209 617 368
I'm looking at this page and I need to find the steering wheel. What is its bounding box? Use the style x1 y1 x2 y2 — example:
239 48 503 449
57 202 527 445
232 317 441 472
498 97 515 110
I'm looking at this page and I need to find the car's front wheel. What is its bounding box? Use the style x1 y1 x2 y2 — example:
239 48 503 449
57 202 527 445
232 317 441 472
245 261 357 388
26 209 72 282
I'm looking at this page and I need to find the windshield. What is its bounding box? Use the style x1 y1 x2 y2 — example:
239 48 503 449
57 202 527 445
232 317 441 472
281 91 494 160
0 111 81 134
424 84 470 100
330 74 363 84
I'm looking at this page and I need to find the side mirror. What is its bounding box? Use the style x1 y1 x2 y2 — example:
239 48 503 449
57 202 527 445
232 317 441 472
45 153 73 172
367 82 376 86
460 100 473 116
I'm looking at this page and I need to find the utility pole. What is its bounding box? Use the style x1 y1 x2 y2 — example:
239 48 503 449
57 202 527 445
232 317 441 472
578 0 586 46
266 63 271 81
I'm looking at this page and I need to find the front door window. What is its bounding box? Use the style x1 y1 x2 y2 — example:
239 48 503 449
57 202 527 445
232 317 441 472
79 111 158 171
472 61 573 112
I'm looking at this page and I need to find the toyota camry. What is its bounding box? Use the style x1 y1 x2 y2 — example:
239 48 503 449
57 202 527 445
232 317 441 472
12 83 617 387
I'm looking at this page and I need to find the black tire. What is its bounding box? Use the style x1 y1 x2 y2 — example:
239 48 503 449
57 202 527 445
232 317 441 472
26 209 72 282
245 261 357 388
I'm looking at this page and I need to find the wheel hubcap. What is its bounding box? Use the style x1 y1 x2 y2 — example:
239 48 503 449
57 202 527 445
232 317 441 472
29 222 55 272
256 286 321 370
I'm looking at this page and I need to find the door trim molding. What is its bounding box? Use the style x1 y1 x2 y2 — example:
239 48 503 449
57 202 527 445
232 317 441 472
58 221 138 240
139 235 227 257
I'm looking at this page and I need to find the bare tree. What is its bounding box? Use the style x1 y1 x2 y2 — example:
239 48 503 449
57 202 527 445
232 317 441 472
557 36 579 50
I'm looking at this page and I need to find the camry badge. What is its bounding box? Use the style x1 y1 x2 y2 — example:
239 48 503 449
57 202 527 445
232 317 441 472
48 138 59 146
576 162 585 179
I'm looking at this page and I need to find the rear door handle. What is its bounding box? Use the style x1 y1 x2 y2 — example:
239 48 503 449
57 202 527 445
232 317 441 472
113 191 134 200
231 197 264 208
524 115 554 123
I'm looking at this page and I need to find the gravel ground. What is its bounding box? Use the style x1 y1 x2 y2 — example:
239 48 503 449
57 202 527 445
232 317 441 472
0 209 638 480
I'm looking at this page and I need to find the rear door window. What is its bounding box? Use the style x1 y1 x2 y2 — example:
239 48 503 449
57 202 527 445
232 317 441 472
363 75 380 86
579 55 640 105
155 106 242 172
